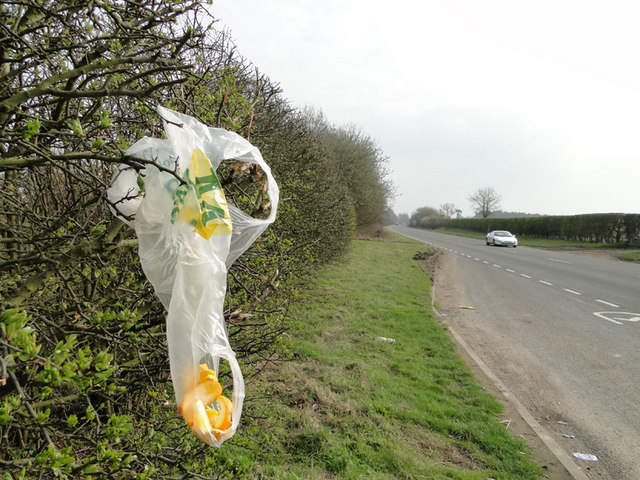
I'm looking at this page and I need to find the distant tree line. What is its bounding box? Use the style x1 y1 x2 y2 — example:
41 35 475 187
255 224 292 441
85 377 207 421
411 211 640 245
381 209 409 225
475 211 541 219
0 2 392 478
409 206 446 229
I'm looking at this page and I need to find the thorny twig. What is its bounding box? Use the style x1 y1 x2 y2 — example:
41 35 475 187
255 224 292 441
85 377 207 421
7 368 55 448
0 353 8 387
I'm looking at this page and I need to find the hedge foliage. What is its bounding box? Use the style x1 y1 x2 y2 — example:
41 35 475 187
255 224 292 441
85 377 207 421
0 2 392 478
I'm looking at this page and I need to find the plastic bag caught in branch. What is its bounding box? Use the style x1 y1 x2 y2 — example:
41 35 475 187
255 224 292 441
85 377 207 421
107 106 279 446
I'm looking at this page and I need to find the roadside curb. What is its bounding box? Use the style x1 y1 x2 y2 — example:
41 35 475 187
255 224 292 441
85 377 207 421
431 299 590 480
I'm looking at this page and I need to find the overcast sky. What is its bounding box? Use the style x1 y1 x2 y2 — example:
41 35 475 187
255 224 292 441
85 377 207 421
213 0 640 217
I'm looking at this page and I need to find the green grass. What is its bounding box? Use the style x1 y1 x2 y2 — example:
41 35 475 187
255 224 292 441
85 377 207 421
218 233 544 479
617 250 640 262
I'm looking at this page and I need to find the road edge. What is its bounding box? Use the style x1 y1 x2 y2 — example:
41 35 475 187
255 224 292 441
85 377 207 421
430 285 590 480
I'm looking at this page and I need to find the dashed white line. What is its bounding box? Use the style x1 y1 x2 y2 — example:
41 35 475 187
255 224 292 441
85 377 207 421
596 299 620 308
443 243 618 312
564 288 582 295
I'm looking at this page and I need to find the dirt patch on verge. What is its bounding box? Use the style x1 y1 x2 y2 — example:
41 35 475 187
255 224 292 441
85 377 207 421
412 248 443 280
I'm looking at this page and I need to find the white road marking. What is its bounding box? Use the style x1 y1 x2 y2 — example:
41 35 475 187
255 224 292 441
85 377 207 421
594 312 622 325
483 261 489 264
564 288 581 295
549 258 572 264
596 299 620 308
506 269 515 273
520 274 532 278
474 257 480 261
594 312 640 325
493 264 501 268
539 280 553 286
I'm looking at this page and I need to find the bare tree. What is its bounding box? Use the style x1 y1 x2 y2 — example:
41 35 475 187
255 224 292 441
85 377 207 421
439 203 457 219
469 187 501 218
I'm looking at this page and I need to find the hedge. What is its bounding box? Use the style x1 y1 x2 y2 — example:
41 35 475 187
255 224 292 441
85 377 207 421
436 213 640 245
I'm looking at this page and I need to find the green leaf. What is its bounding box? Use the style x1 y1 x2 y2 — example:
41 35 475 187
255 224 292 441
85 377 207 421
67 414 78 428
22 119 41 140
85 405 96 421
99 110 113 128
0 401 13 426
104 414 133 438
91 139 105 150
68 119 85 137
39 386 53 400
36 408 51 423
90 224 106 235
82 464 102 475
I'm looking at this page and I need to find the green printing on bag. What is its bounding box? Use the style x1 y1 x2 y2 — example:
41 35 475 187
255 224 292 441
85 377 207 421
171 149 232 239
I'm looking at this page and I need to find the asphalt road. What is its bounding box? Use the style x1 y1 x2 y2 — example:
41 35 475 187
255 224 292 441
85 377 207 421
390 226 640 480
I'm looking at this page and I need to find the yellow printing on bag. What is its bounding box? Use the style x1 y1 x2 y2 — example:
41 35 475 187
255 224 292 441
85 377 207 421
171 148 232 239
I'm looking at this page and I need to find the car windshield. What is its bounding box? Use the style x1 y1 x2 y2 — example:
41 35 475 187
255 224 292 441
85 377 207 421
495 231 512 237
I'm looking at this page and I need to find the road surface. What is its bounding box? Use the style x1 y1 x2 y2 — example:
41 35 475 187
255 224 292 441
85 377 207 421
391 226 640 480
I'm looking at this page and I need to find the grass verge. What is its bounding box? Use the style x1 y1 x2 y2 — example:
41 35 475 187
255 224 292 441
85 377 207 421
219 233 544 479
617 250 640 262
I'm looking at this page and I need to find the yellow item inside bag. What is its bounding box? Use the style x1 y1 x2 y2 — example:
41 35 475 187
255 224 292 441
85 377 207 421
180 364 233 442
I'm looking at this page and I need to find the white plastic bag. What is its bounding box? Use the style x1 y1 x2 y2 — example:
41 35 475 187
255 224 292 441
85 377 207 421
107 106 279 446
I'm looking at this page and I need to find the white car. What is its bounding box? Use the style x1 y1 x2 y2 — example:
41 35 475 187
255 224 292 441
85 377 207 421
486 230 517 247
